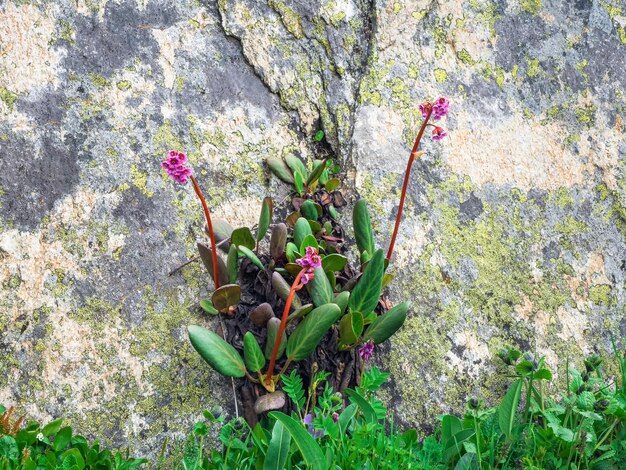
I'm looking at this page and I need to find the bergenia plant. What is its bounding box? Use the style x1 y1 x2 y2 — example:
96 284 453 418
387 96 449 261
163 105 449 422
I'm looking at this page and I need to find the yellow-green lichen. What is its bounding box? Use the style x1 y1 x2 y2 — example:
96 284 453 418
130 164 154 197
0 87 18 112
526 58 541 78
520 0 542 15
89 73 112 88
457 49 476 66
588 284 613 306
434 68 448 83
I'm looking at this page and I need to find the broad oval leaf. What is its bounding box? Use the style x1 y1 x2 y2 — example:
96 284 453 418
272 272 302 310
270 223 287 260
268 412 325 470
301 200 318 221
212 284 241 314
339 311 363 348
267 156 294 184
498 378 523 441
322 254 348 273
263 420 291 470
285 243 300 264
243 332 265 373
210 218 234 253
197 242 229 287
334 291 350 314
306 158 328 187
226 244 238 284
232 227 256 251
348 249 385 316
199 299 218 316
294 171 305 195
306 267 333 307
287 303 314 323
188 325 246 378
353 199 374 257
287 303 341 361
239 246 265 271
325 178 340 192
265 317 287 360
284 154 309 180
362 301 409 344
257 197 273 242
299 234 318 254
293 217 312 248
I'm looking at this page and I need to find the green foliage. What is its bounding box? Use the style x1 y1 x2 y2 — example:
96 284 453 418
305 267 333 307
257 197 273 243
352 199 375 261
348 249 385 316
286 304 341 361
0 412 146 470
243 332 265 373
187 325 246 378
362 301 409 344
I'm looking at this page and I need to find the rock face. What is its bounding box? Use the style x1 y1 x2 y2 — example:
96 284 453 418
1 0 625 457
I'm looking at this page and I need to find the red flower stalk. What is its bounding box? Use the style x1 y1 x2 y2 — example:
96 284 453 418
264 248 321 388
163 151 220 290
386 97 449 261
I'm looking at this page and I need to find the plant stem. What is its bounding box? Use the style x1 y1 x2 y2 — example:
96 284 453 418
386 108 433 261
190 175 220 290
265 269 305 386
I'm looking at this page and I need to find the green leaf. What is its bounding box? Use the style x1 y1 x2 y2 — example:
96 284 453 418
498 378 523 440
454 452 478 470
339 311 363 348
42 418 64 437
287 303 314 323
182 434 200 470
334 291 350 314
212 218 234 253
338 403 358 434
265 317 287 360
285 154 309 180
345 390 377 422
267 157 294 184
322 254 347 273
285 242 300 263
441 415 463 447
301 200 318 221
197 242 229 287
312 130 324 142
268 412 325 470
200 299 218 315
257 197 273 242
328 206 338 220
62 448 85 470
534 368 552 381
325 178 340 192
362 302 409 344
211 284 241 314
548 422 575 442
287 303 341 361
243 332 265 373
306 267 334 307
188 325 246 378
53 426 72 451
232 227 256 251
272 272 302 310
348 249 385 316
226 244 238 284
294 171 305 195
239 246 265 270
444 429 476 461
263 421 291 470
282 369 306 410
299 234 319 254
270 223 287 260
293 217 312 248
353 199 374 257
306 159 328 187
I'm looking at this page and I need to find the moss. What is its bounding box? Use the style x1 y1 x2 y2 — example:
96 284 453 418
116 80 131 91
555 214 588 237
129 164 153 198
174 76 185 93
575 105 596 128
89 73 112 88
456 49 476 66
526 58 541 78
588 284 613 306
0 87 18 112
520 0 542 15
434 68 448 83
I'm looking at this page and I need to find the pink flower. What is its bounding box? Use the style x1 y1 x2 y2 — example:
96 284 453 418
296 246 322 269
162 150 193 184
358 341 375 361
300 267 315 285
432 96 449 120
419 101 433 119
431 126 447 140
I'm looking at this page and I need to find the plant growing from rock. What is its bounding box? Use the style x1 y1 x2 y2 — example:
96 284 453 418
162 110 447 422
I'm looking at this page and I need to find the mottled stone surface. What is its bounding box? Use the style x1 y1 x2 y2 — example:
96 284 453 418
1 0 625 456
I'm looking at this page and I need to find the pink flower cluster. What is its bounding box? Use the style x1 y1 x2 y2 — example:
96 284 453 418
358 340 375 361
296 246 322 284
418 96 450 141
162 150 193 184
